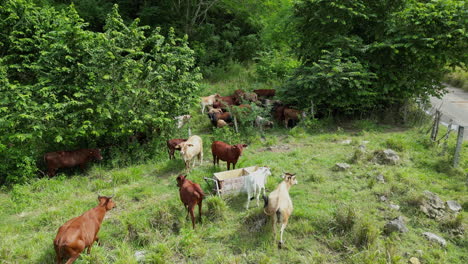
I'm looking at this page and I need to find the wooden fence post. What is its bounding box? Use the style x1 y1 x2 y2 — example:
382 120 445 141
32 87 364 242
453 125 465 168
430 110 441 142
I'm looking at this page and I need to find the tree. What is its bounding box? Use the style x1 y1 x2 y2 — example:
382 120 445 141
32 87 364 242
282 0 467 114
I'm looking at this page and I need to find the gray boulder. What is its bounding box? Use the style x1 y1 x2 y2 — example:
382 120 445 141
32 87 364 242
373 149 400 165
420 191 446 219
335 163 351 171
446 200 462 213
384 216 408 234
422 232 447 247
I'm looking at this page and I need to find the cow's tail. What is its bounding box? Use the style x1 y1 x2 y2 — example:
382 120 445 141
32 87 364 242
263 195 276 216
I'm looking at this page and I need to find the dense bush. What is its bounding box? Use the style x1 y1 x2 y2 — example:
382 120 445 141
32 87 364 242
0 1 201 184
282 0 468 114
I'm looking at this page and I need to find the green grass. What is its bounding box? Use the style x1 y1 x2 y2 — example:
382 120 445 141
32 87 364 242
445 67 468 91
1 66 467 263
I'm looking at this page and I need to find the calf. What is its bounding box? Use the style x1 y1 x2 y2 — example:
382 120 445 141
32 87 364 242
263 173 297 248
174 115 191 129
217 119 228 128
208 112 233 127
44 149 103 177
201 94 220 114
283 108 306 128
175 135 203 170
176 175 204 229
245 167 271 209
208 107 223 114
54 195 116 264
211 141 248 170
253 89 276 97
167 138 188 160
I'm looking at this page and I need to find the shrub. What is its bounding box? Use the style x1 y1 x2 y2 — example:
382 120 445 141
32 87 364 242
333 204 358 234
352 218 379 248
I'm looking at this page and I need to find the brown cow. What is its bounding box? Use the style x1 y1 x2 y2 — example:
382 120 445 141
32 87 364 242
176 175 204 229
54 195 116 264
208 112 233 127
44 149 103 177
233 89 246 105
254 89 276 97
216 96 236 109
211 141 248 170
167 139 188 160
283 108 305 128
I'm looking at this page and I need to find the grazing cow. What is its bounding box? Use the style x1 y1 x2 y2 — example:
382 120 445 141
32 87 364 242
176 175 204 229
211 141 248 170
175 135 203 170
233 89 246 105
174 115 191 129
254 89 276 97
208 112 233 127
54 195 116 264
255 116 274 129
263 173 298 248
167 138 188 160
283 108 306 128
245 167 271 209
208 107 223 114
273 104 286 123
243 92 258 103
201 94 220 114
44 149 103 177
216 96 236 108
217 119 228 128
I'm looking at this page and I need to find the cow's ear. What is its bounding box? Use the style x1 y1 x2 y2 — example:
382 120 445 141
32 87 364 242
187 144 193 147
242 144 248 148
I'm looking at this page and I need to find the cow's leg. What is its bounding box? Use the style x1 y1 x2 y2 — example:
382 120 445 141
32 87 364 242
233 162 236 169
188 205 196 229
199 150 203 165
48 168 56 177
284 118 288 128
65 254 80 264
201 103 205 114
256 189 262 207
212 153 216 166
54 244 62 264
246 191 251 209
227 162 230 170
272 212 277 238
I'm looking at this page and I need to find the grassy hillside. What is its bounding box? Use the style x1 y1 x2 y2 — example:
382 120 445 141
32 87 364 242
1 67 467 264
445 67 468 91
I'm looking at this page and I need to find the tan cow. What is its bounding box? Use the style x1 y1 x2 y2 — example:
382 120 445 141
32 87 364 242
175 135 203 170
54 195 116 263
201 94 220 114
263 173 297 248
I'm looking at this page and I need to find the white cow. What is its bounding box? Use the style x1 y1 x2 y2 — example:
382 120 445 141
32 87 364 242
245 167 271 209
175 135 203 170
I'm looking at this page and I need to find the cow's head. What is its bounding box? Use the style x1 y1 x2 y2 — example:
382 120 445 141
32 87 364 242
90 149 103 160
282 172 298 185
176 142 192 156
233 144 248 155
176 174 187 187
98 196 116 210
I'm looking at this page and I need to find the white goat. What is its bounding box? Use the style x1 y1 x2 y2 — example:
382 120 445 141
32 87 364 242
245 167 271 209
201 94 220 114
263 173 297 248
174 114 191 129
175 135 203 170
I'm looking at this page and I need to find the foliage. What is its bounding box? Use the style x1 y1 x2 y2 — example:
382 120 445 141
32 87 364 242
255 49 299 82
0 1 201 184
284 0 468 114
444 66 468 91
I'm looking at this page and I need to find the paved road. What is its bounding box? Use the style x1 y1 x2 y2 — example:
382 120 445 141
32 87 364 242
430 84 468 140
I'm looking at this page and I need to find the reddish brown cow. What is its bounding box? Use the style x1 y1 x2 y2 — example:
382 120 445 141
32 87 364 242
216 96 236 108
273 104 286 123
54 195 116 264
208 112 233 126
283 108 305 128
167 139 188 160
176 175 204 229
44 149 103 177
254 89 276 97
211 141 248 170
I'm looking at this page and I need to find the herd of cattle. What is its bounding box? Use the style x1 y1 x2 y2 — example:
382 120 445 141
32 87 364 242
49 88 304 263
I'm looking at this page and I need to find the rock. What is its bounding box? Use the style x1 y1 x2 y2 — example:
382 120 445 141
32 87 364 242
376 174 385 183
339 139 352 144
389 203 400 210
384 216 408 234
373 149 400 165
415 250 423 256
335 163 351 171
380 195 387 202
358 144 366 151
362 141 370 144
409 257 421 264
420 191 446 219
446 200 462 212
135 250 146 262
422 232 447 247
